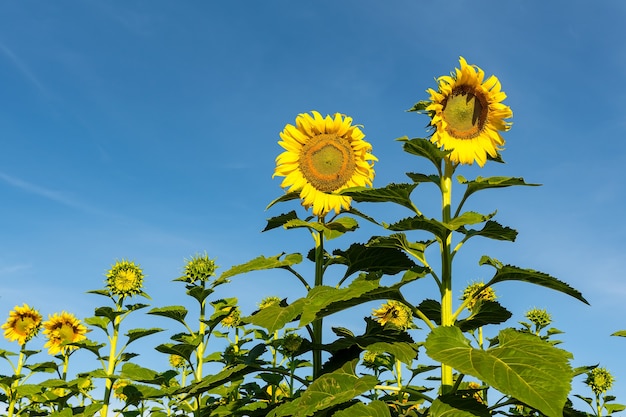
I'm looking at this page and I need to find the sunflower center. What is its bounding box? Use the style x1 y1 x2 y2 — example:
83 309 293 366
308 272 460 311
16 316 37 335
299 133 356 193
58 323 76 342
442 86 489 139
115 270 139 291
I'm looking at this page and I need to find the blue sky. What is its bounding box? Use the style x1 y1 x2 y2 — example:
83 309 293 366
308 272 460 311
1 0 625 403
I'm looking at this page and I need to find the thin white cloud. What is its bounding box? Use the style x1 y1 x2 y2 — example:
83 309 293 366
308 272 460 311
0 40 47 95
0 171 82 208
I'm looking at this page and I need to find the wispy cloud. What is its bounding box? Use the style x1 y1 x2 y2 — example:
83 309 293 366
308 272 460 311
0 40 47 95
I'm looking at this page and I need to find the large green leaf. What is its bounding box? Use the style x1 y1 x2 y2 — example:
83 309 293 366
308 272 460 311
425 327 573 417
244 300 305 333
268 360 379 417
400 137 448 170
480 256 589 304
333 400 392 417
333 243 417 280
185 364 251 395
429 395 489 417
386 215 448 240
456 301 512 332
220 253 303 280
446 211 495 231
340 183 418 212
125 328 163 346
406 172 441 188
263 210 299 232
457 175 540 200
366 234 434 266
147 306 188 326
611 330 626 337
459 220 518 242
265 191 300 210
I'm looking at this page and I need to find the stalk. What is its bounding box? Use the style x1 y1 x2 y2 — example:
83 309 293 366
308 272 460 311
193 281 208 417
440 158 455 393
312 220 325 380
7 349 26 417
101 300 123 417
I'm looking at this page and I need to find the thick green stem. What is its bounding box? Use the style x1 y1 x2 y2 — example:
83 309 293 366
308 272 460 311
312 225 325 380
193 282 208 417
101 300 123 417
440 158 455 393
7 349 26 417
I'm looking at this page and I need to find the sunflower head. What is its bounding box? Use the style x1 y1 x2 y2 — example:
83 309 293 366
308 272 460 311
2 304 42 346
279 333 303 356
585 367 615 395
525 308 552 328
461 281 496 312
258 296 281 310
372 300 414 330
180 253 217 283
274 111 377 217
220 306 241 328
426 57 512 167
106 260 144 298
113 379 131 401
169 354 186 369
42 312 88 355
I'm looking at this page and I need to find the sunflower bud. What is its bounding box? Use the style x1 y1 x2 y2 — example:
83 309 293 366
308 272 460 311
525 308 552 328
106 260 144 297
461 282 496 312
585 367 614 395
181 253 217 283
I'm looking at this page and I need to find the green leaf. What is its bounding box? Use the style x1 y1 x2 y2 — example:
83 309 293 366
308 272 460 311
333 243 417 280
268 360 379 417
459 220 518 242
333 400 392 417
186 285 215 304
401 137 448 170
480 256 589 304
219 253 303 280
430 395 490 417
84 316 110 334
340 183 418 212
407 101 431 113
425 327 573 417
245 300 305 333
24 361 57 373
605 403 626 414
456 301 512 332
457 175 540 202
611 330 626 337
185 364 251 395
266 191 301 210
366 234 434 266
94 306 124 322
386 215 448 240
417 299 441 325
322 216 359 240
69 340 105 357
125 328 163 346
147 306 188 325
366 342 418 366
263 210 299 232
446 211 495 231
154 342 198 363
406 172 441 188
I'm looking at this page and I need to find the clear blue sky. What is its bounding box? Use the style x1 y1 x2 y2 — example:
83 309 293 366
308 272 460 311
1 0 625 402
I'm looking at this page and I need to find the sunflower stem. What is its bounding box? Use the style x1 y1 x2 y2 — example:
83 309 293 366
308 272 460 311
440 158 455 394
7 348 26 417
100 298 123 417
312 224 325 380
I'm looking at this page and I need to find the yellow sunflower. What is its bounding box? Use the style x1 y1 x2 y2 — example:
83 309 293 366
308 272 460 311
274 111 377 217
426 57 513 167
42 312 88 355
106 259 144 297
2 304 42 345
372 300 414 330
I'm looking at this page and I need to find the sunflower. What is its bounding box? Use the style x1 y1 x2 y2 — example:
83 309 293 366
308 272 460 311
460 281 496 312
106 259 144 297
426 57 513 167
274 111 377 217
2 304 42 345
42 312 88 355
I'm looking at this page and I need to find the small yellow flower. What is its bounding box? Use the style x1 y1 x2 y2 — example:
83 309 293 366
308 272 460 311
258 296 281 310
181 253 217 283
220 306 240 328
461 281 496 312
106 259 144 297
372 300 414 330
2 304 42 345
43 312 88 355
274 111 377 216
426 57 512 167
113 379 131 401
585 367 614 395
169 354 186 369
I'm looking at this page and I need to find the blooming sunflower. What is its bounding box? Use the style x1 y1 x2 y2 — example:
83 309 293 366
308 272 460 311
106 259 144 297
2 304 42 345
274 111 377 216
42 312 88 355
426 57 513 167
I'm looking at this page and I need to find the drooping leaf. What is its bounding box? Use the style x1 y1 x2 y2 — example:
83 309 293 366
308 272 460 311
263 210 299 232
69 340 105 357
186 285 215 304
457 175 540 200
417 299 441 325
333 400 392 417
367 234 434 266
401 137 449 170
220 253 303 280
480 256 589 304
147 306 188 326
266 191 300 210
268 360 379 417
345 206 380 226
154 343 198 363
125 328 163 346
456 301 512 332
386 215 448 240
459 220 518 242
425 327 573 417
406 172 441 188
94 306 124 322
333 243 417 280
429 395 490 417
340 183 419 212
83 316 110 334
